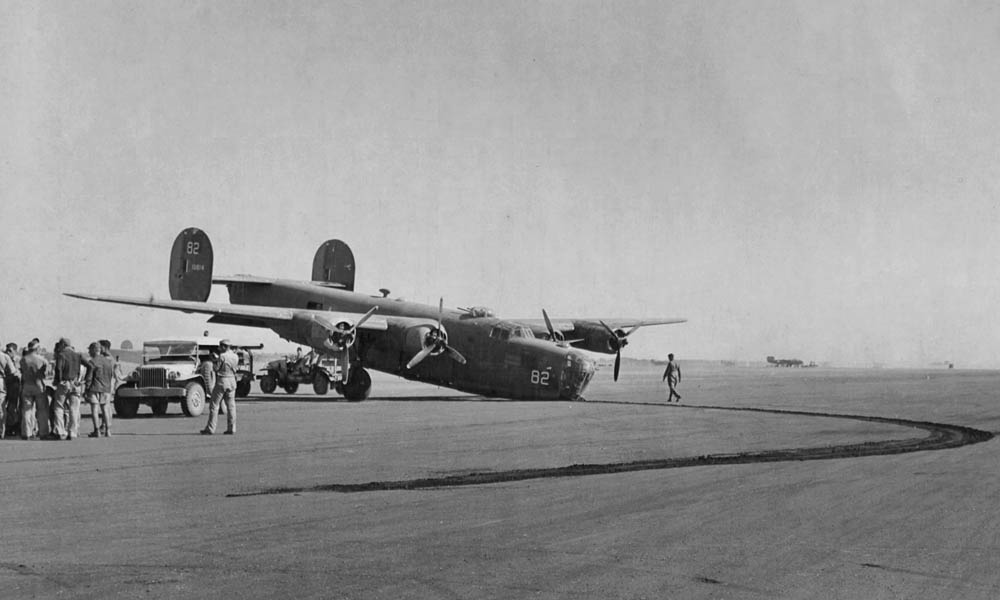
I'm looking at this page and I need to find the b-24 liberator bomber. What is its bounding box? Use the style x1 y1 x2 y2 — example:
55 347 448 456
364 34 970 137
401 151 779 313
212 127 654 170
67 228 685 402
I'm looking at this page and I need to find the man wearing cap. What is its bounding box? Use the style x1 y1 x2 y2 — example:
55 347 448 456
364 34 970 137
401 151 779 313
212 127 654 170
53 337 84 440
201 339 238 435
19 340 49 440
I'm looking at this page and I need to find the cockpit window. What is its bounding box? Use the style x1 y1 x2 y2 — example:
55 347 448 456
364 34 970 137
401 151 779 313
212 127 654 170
490 327 510 341
491 325 534 340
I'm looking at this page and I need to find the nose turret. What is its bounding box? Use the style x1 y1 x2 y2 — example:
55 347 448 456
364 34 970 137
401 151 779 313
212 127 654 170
560 350 596 400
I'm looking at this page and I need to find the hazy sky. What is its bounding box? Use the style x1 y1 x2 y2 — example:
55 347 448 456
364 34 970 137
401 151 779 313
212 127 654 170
3 1 1000 367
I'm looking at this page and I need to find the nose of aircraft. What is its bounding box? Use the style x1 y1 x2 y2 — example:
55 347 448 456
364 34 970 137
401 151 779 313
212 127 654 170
560 350 596 400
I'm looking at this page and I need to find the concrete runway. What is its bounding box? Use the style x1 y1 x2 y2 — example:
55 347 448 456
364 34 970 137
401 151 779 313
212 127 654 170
3 362 999 599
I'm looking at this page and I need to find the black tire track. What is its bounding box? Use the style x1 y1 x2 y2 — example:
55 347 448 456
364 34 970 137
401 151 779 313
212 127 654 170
227 401 993 497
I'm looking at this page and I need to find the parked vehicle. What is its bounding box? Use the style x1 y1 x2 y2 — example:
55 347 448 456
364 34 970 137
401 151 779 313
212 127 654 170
114 337 261 418
258 351 343 396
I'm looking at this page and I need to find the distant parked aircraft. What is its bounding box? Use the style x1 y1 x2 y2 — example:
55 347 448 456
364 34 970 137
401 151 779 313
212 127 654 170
767 356 804 367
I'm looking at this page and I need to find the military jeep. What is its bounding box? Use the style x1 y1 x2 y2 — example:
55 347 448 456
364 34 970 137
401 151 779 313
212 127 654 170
113 337 258 418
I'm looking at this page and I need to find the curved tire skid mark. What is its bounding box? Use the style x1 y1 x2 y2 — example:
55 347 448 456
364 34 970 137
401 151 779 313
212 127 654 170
228 402 993 497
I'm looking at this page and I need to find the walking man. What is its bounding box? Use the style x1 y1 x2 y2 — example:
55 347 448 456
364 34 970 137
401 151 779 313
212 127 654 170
201 339 238 435
662 353 682 402
19 340 49 440
53 337 84 440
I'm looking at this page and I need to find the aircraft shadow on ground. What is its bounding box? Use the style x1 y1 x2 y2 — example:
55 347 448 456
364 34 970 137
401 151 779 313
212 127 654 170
226 401 994 498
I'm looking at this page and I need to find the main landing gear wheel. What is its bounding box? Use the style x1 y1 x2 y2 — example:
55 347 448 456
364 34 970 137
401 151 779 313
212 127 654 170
259 374 277 394
313 373 329 396
341 367 372 402
181 381 206 417
236 377 251 398
151 401 168 416
283 382 299 394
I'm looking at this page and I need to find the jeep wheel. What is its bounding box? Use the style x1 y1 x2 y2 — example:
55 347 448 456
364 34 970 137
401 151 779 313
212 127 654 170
151 401 169 416
312 373 329 396
283 382 299 394
259 374 277 394
115 397 139 419
181 382 206 417
114 385 139 419
236 376 251 398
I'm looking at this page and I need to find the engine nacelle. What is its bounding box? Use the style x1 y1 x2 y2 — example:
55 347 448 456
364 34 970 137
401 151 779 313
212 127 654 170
404 324 449 357
293 314 358 352
570 322 624 355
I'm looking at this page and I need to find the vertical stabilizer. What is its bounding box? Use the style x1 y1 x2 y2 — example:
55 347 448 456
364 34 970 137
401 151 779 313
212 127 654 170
169 228 214 301
312 239 355 291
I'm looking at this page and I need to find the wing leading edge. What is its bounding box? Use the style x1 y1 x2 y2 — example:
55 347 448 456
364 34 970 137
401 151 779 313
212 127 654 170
63 293 389 331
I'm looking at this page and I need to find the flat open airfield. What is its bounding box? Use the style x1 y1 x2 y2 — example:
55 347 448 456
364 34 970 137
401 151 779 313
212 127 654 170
4 362 1000 599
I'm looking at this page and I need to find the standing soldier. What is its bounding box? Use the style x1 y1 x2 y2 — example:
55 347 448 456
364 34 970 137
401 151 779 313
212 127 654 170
52 337 84 440
85 342 115 437
661 353 682 402
98 340 125 387
3 343 21 438
19 340 49 440
0 343 15 439
198 350 216 402
201 339 238 435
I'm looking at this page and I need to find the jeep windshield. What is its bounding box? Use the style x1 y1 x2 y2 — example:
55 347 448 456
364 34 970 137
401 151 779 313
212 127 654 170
143 341 198 363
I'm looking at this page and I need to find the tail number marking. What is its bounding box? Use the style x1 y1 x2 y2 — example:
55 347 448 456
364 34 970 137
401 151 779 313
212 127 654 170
530 370 550 385
186 241 200 255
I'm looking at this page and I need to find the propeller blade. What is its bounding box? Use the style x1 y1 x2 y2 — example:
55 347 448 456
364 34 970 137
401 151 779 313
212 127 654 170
444 345 467 365
624 324 641 337
543 309 555 337
406 345 435 370
355 305 379 329
614 351 621 382
437 297 444 330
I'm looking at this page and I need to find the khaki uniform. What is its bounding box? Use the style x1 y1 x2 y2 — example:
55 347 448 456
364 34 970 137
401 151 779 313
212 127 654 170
20 352 49 439
53 346 84 440
204 349 238 434
0 352 14 438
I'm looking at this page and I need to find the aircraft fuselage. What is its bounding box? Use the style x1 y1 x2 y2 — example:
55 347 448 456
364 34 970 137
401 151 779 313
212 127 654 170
226 280 596 401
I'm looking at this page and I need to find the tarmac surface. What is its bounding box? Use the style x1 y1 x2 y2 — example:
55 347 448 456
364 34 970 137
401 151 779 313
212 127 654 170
3 362 1000 599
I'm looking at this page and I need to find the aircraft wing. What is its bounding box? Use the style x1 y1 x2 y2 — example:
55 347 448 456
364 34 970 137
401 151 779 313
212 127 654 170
63 293 389 331
517 317 687 333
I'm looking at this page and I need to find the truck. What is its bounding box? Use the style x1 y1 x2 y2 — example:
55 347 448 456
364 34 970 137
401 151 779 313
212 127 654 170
113 337 259 418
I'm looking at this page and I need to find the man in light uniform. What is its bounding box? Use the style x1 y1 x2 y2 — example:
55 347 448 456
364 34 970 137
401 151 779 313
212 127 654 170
3 343 21 438
0 343 17 439
19 340 49 440
661 353 682 402
52 337 84 440
201 339 238 435
85 342 115 437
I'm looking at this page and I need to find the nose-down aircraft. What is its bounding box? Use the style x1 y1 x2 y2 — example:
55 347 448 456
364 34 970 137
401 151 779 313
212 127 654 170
66 228 685 402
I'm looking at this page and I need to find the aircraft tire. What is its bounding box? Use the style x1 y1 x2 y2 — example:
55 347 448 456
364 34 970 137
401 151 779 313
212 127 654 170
181 382 206 417
283 382 299 394
312 373 329 396
259 374 277 394
342 368 371 402
150 401 168 416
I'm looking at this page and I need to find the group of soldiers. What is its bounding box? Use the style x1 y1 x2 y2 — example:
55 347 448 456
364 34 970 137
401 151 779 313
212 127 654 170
0 338 120 440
